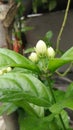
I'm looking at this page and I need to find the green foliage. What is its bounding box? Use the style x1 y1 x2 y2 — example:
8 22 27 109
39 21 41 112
48 0 57 11
48 47 73 72
19 114 59 130
15 0 57 14
32 0 57 13
0 46 73 130
0 103 17 116
49 83 73 114
0 48 39 72
43 31 53 46
0 73 52 107
15 0 24 17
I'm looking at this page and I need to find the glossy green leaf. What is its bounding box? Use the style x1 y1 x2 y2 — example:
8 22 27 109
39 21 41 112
48 58 71 72
16 101 44 117
0 72 52 107
0 103 17 116
0 48 39 72
49 83 73 114
54 90 65 102
0 53 16 66
12 67 35 75
27 103 44 117
55 110 69 129
50 96 73 114
60 110 69 129
19 114 59 130
61 47 73 60
48 47 73 72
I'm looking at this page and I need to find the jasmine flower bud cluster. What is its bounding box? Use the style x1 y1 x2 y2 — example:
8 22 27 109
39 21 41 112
29 40 55 63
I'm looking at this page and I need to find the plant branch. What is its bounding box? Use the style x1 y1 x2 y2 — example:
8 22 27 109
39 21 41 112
47 79 67 130
59 114 67 130
56 63 72 77
56 0 71 53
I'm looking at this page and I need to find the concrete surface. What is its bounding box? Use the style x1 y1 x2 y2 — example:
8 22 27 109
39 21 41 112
0 116 5 130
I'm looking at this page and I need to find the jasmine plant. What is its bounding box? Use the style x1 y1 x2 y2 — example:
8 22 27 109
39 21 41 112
0 0 73 130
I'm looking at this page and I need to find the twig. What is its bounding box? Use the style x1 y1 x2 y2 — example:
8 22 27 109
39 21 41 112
56 63 72 77
47 78 67 130
56 0 71 53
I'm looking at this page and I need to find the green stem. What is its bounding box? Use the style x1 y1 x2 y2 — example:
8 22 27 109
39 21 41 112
56 63 72 77
56 0 71 53
59 114 67 130
47 79 66 130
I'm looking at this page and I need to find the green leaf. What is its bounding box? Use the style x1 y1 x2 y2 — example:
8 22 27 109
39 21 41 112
49 101 63 114
19 114 59 130
63 83 73 110
12 67 35 75
48 47 73 72
67 129 73 130
0 53 16 66
65 83 73 97
0 72 52 107
0 48 39 72
55 110 69 129
29 103 44 117
0 103 17 115
32 0 38 13
21 26 34 32
48 58 71 72
50 96 73 114
43 31 53 46
49 83 73 114
61 47 73 60
54 90 65 102
16 101 44 117
24 47 35 54
42 0 47 3
49 0 57 11
45 31 53 41
60 110 69 129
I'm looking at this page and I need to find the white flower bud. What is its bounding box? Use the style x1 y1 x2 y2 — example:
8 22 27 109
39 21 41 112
47 47 55 58
2 68 7 73
0 70 3 75
29 52 38 62
35 40 47 55
6 67 12 72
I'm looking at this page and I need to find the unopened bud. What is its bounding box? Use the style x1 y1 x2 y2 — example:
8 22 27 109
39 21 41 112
35 40 47 55
29 52 38 62
7 67 12 72
47 47 55 58
0 70 3 75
